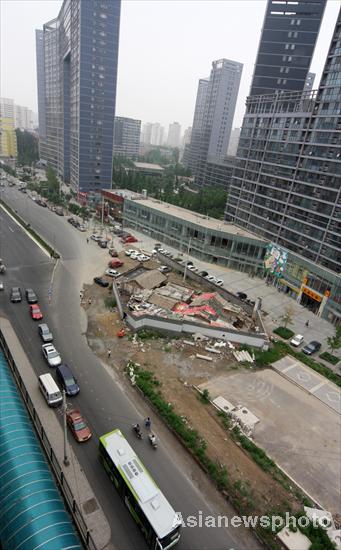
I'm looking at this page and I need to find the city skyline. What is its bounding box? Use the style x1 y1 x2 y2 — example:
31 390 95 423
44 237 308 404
1 0 340 134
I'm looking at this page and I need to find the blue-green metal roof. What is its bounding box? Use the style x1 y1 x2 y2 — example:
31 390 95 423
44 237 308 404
0 351 82 550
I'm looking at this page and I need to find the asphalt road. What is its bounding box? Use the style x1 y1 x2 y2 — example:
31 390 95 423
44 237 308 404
0 186 256 550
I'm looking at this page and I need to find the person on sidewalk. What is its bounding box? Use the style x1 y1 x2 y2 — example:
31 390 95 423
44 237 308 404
145 417 151 430
107 349 111 359
305 320 309 327
86 237 89 244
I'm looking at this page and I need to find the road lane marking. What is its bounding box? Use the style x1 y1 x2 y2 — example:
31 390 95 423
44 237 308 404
0 203 50 258
8 226 14 232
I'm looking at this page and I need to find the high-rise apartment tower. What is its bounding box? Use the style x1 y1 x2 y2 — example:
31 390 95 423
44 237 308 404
36 0 121 193
250 0 326 97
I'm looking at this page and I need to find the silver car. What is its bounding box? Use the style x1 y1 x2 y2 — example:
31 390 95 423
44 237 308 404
42 343 62 367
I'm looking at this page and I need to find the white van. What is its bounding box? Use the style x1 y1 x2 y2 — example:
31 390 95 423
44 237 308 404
38 373 63 407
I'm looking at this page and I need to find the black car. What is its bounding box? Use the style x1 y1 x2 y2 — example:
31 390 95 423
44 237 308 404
56 364 79 396
302 341 321 355
10 287 22 303
26 288 38 304
98 240 108 249
38 323 53 343
94 277 109 287
198 271 208 277
236 292 247 301
67 217 76 225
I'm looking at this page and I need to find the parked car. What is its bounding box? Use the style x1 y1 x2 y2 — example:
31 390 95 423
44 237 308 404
198 271 208 277
36 199 47 207
94 277 109 287
55 207 64 216
124 236 138 244
108 248 118 257
38 323 53 343
290 334 304 347
0 282 4 291
105 269 120 278
158 265 171 274
67 217 76 225
90 233 101 241
130 253 140 260
187 265 198 272
205 275 217 283
25 288 38 304
236 292 247 301
98 240 108 248
66 409 92 442
78 224 86 232
125 249 136 256
108 259 123 268
56 364 79 396
302 341 321 355
215 279 224 287
137 254 150 262
42 343 62 367
10 287 22 303
30 304 43 320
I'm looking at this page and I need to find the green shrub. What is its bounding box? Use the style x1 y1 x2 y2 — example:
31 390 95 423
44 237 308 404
273 326 294 339
136 329 164 340
200 388 210 404
319 351 339 365
104 297 117 309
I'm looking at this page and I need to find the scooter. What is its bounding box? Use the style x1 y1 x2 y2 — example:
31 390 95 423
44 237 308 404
132 424 143 439
148 433 157 449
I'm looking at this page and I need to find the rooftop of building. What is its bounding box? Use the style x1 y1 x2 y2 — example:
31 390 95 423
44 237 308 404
102 188 141 200
133 162 164 171
127 197 265 241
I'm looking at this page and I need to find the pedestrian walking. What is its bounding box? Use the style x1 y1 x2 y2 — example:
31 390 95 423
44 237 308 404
86 237 89 244
145 417 151 430
305 320 309 327
88 297 92 305
107 349 111 359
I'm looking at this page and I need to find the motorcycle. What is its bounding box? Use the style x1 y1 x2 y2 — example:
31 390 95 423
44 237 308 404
132 424 143 439
148 433 157 449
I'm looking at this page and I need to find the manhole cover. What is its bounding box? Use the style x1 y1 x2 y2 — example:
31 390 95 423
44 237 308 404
83 498 99 515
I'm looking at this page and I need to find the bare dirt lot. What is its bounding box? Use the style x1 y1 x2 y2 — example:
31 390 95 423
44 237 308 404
83 279 307 530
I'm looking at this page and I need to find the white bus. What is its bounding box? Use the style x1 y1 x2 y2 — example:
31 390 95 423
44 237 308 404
98 429 181 549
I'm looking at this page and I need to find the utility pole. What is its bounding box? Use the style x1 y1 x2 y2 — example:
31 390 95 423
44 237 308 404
62 390 69 466
183 237 192 282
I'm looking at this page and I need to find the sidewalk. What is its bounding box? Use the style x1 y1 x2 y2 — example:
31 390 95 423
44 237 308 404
0 317 114 550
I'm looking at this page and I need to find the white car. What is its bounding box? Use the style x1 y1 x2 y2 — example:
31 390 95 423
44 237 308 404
137 254 150 262
130 253 140 260
215 279 224 287
205 275 217 283
187 265 198 272
0 282 4 291
105 268 120 278
125 249 136 256
90 234 101 241
42 343 62 367
78 225 86 232
290 334 304 347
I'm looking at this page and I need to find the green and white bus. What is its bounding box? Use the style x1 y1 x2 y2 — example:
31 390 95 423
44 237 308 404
99 429 181 549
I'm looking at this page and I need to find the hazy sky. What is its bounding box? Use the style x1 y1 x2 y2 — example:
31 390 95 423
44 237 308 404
1 0 340 134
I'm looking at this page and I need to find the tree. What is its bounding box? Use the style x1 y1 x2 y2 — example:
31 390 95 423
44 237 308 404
327 326 341 353
15 129 39 166
279 307 294 329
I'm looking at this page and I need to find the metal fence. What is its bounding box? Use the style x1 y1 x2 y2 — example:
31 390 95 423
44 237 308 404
0 329 96 550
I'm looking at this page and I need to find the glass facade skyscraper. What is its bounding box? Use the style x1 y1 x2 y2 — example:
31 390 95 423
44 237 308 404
250 0 326 97
225 8 341 323
36 0 121 193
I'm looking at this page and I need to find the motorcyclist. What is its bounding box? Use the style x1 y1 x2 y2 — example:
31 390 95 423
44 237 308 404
133 423 141 436
149 433 156 446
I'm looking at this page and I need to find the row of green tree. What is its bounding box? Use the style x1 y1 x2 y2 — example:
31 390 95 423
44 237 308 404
15 129 39 166
112 160 227 219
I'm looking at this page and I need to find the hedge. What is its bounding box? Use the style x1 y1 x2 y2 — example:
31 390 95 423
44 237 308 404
273 326 294 339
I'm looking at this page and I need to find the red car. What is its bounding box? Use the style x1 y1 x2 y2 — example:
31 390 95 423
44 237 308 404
30 304 43 320
66 409 92 442
124 236 138 244
108 259 123 268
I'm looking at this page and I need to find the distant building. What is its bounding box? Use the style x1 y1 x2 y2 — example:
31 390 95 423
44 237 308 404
167 122 181 148
184 59 242 186
141 122 165 146
227 128 241 156
0 98 17 158
195 156 235 189
113 116 141 160
182 127 192 148
14 105 38 131
249 0 327 96
130 162 164 177
36 0 121 193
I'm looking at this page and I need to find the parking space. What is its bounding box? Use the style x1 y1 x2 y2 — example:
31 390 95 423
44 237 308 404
200 368 341 513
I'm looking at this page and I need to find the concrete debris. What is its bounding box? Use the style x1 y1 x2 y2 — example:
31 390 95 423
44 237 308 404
233 350 254 363
196 354 213 362
205 346 221 354
277 527 311 550
183 340 195 346
193 333 208 342
212 396 236 413
213 341 226 348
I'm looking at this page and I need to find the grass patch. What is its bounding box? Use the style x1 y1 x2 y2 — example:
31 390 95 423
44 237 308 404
136 329 164 341
319 351 339 365
104 297 117 309
273 326 294 339
0 199 60 259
